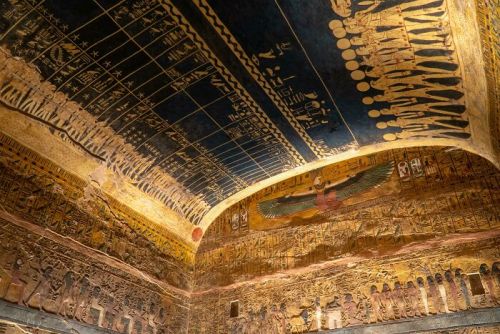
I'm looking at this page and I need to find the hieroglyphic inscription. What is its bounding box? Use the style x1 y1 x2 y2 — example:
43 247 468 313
191 238 500 333
195 147 499 289
0 133 194 289
474 0 500 149
0 219 189 334
193 0 358 158
0 0 305 221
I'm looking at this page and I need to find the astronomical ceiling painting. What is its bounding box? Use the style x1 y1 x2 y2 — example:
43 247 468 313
0 0 493 232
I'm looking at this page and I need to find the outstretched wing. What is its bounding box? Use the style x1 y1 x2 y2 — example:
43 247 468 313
332 162 394 201
257 194 317 219
257 162 394 219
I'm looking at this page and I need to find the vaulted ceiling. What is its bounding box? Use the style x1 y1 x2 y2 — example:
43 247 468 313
0 0 498 245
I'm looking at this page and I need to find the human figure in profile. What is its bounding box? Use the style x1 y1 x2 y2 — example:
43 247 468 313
73 274 91 321
427 276 442 314
405 281 422 317
24 266 55 311
392 282 408 318
57 271 77 317
3 258 27 305
444 270 460 311
417 277 430 315
435 273 451 313
380 283 395 320
492 262 500 287
480 264 498 305
455 269 472 310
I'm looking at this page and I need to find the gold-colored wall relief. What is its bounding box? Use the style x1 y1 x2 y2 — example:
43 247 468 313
192 0 498 233
474 0 500 154
0 218 189 334
0 0 498 237
196 147 499 289
0 46 210 228
191 236 500 333
0 132 194 290
0 1 498 333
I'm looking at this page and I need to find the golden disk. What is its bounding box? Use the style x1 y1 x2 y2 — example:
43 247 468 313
356 81 370 92
368 110 380 118
362 96 374 105
328 20 343 30
345 60 359 71
337 38 351 49
383 133 397 141
341 49 356 60
351 70 365 81
333 27 347 38
376 122 387 129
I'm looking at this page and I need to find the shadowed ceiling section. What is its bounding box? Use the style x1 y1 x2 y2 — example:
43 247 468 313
0 0 495 230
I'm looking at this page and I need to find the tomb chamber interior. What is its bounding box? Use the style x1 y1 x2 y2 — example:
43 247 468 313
0 0 498 333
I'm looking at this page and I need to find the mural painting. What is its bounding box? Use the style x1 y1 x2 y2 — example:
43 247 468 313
0 0 494 228
254 160 396 229
192 239 500 333
193 0 470 147
257 162 394 220
196 146 499 288
0 1 497 334
0 133 194 290
0 218 188 334
217 146 497 232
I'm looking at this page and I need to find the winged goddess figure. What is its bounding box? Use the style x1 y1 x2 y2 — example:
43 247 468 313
258 162 394 219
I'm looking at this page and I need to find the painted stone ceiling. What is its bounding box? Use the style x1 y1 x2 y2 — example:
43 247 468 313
0 0 497 238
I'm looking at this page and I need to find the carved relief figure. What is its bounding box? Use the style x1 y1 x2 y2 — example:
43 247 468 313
0 218 190 333
119 295 135 334
380 283 395 320
417 277 429 315
480 264 498 305
493 262 500 288
325 296 342 329
405 281 422 317
369 285 383 322
392 281 407 318
427 276 442 314
309 297 323 331
435 273 451 313
88 286 105 327
343 293 363 326
456 270 472 310
57 271 77 317
445 270 460 311
3 258 26 305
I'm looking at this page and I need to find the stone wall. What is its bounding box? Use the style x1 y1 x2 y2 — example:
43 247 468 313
0 133 194 289
196 147 499 289
0 141 498 334
191 147 500 333
0 216 189 333
0 133 191 332
191 236 500 333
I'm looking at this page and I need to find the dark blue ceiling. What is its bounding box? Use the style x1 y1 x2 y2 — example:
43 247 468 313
0 0 470 223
